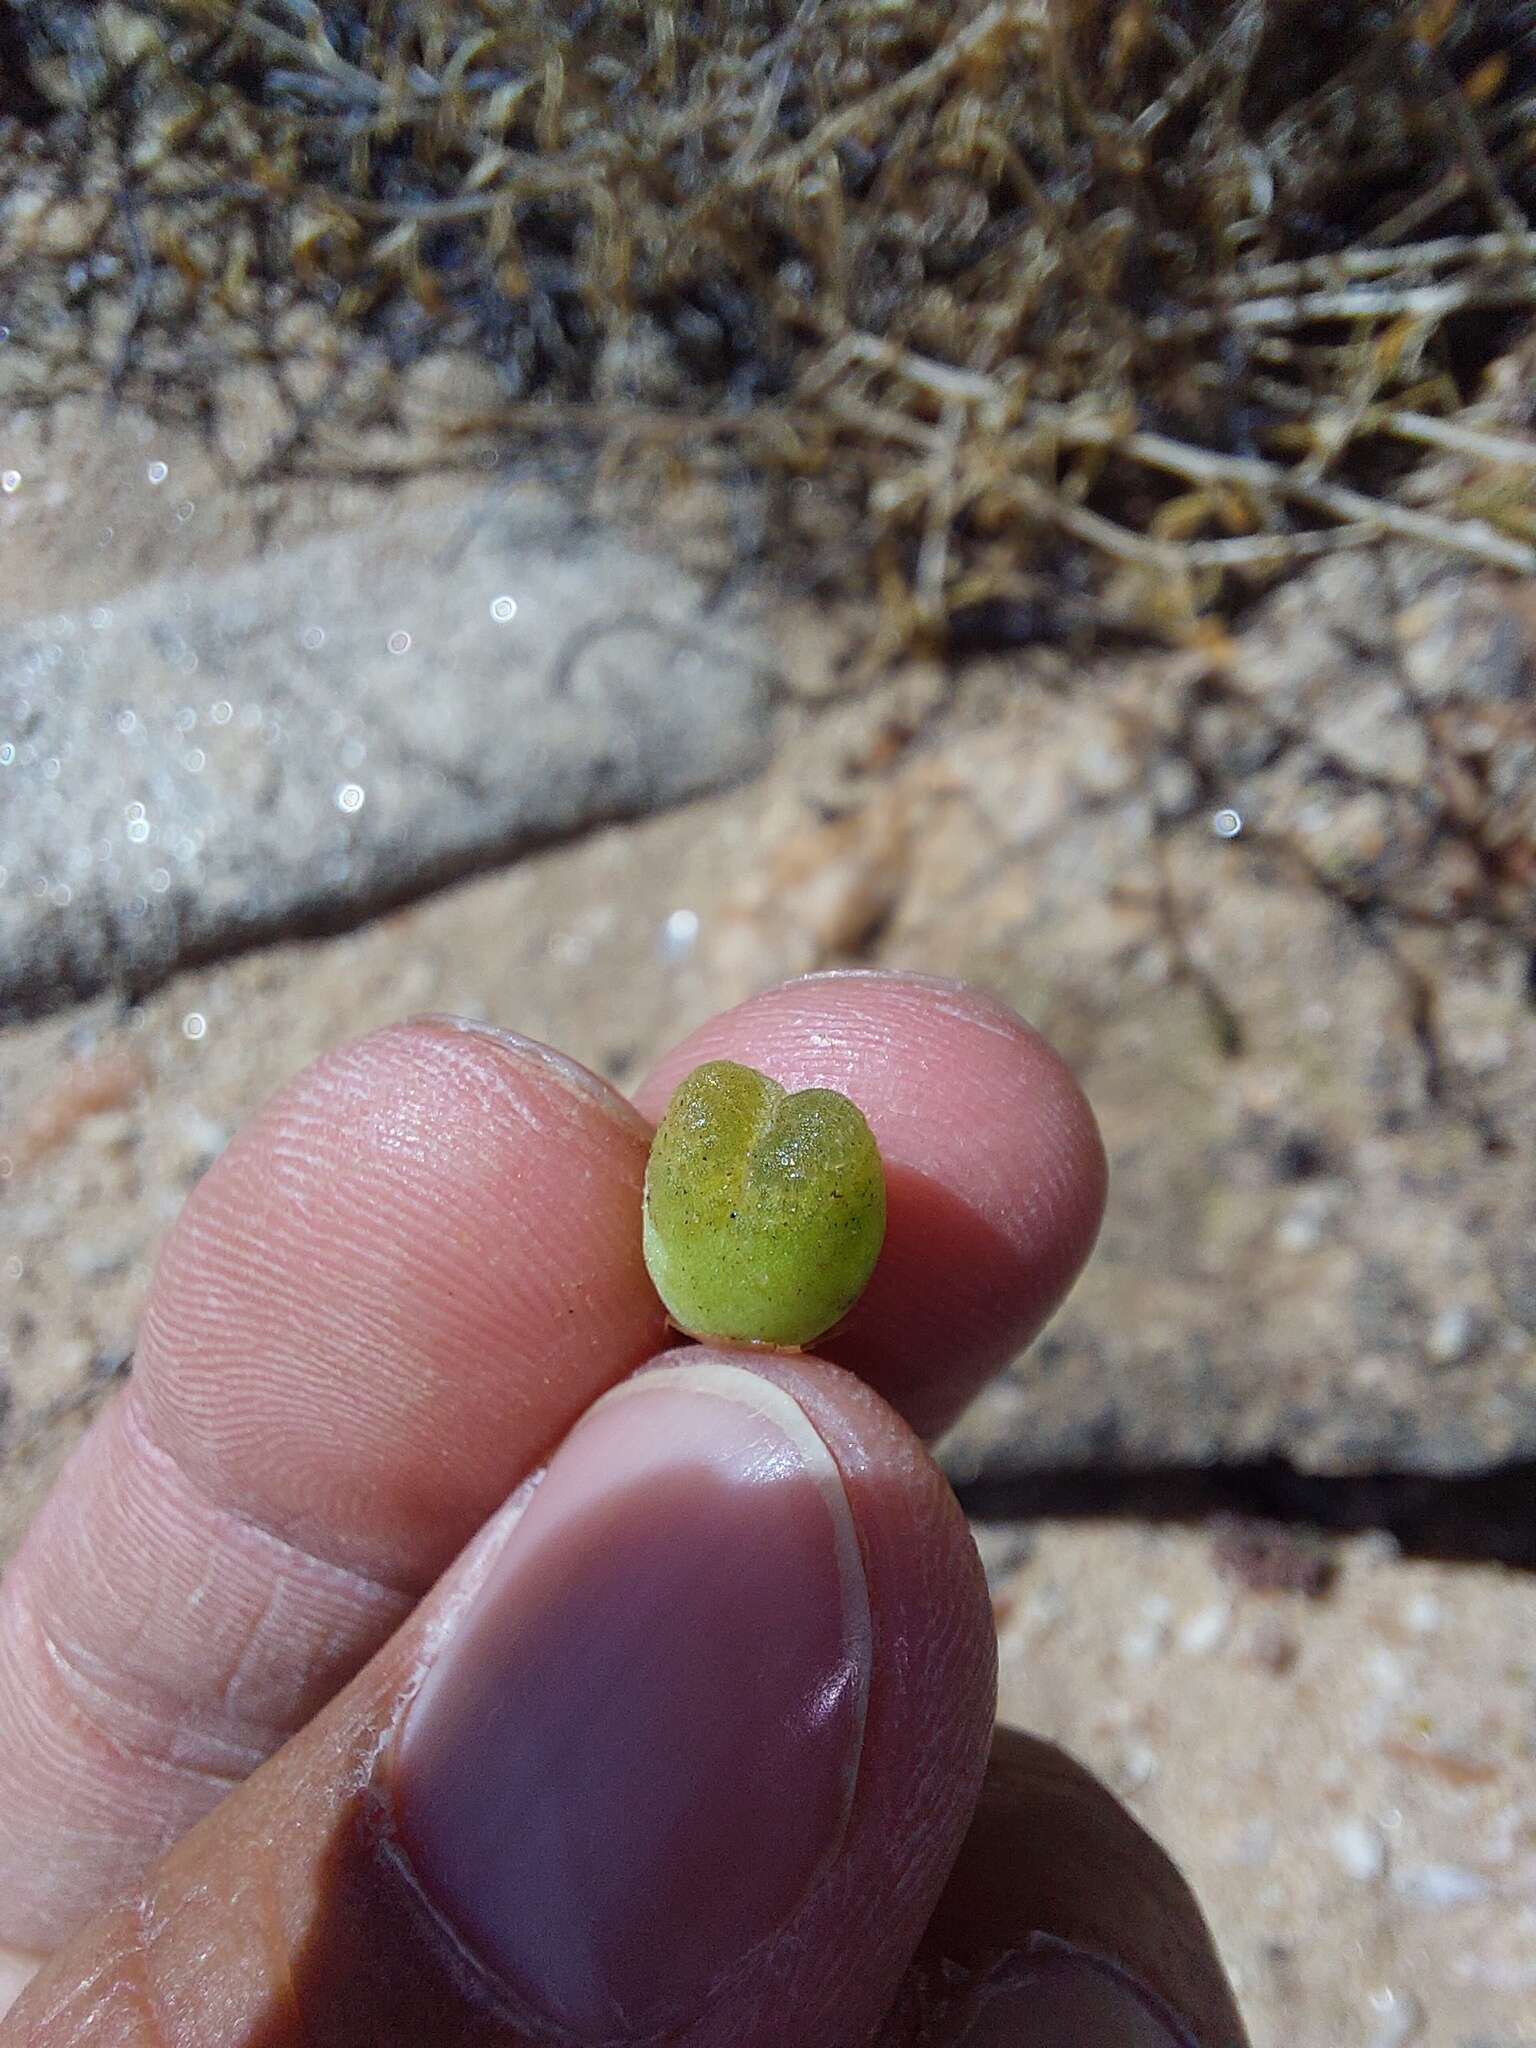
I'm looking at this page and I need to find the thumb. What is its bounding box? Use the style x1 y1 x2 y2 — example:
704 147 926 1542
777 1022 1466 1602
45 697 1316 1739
5 1352 995 2048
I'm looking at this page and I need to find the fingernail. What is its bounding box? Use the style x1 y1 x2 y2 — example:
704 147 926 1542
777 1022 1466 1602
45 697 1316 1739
409 1015 649 1133
950 1940 1200 2046
796 968 975 996
391 1362 871 2041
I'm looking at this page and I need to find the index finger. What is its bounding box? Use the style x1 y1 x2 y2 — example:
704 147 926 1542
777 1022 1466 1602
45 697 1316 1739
637 971 1107 1439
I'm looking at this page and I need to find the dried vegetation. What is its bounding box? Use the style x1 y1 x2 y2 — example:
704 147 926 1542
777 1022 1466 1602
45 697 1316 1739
2 0 1535 640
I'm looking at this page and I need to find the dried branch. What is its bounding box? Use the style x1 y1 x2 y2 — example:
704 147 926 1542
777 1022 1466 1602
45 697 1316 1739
4 0 1534 636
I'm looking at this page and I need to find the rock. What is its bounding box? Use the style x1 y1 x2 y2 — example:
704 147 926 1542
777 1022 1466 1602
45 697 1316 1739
989 1522 1535 2048
1329 1817 1386 1882
928 553 1535 1484
0 498 773 1021
1395 578 1531 705
1424 1306 1489 1368
8 1045 148 1165
1176 1601 1231 1654
1390 1864 1493 1909
1365 1989 1425 2048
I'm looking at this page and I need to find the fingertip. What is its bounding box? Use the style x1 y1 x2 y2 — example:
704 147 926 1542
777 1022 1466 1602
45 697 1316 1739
136 1014 666 1576
918 1728 1251 2048
637 973 1108 1436
406 1014 652 1140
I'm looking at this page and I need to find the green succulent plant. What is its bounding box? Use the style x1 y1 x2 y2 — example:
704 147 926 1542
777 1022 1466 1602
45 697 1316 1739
643 1060 886 1349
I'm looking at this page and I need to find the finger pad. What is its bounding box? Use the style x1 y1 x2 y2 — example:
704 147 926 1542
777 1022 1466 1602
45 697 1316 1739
638 975 1107 1436
138 1020 666 1581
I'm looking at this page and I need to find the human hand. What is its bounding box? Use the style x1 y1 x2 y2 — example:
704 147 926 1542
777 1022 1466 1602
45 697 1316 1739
0 973 1249 2046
